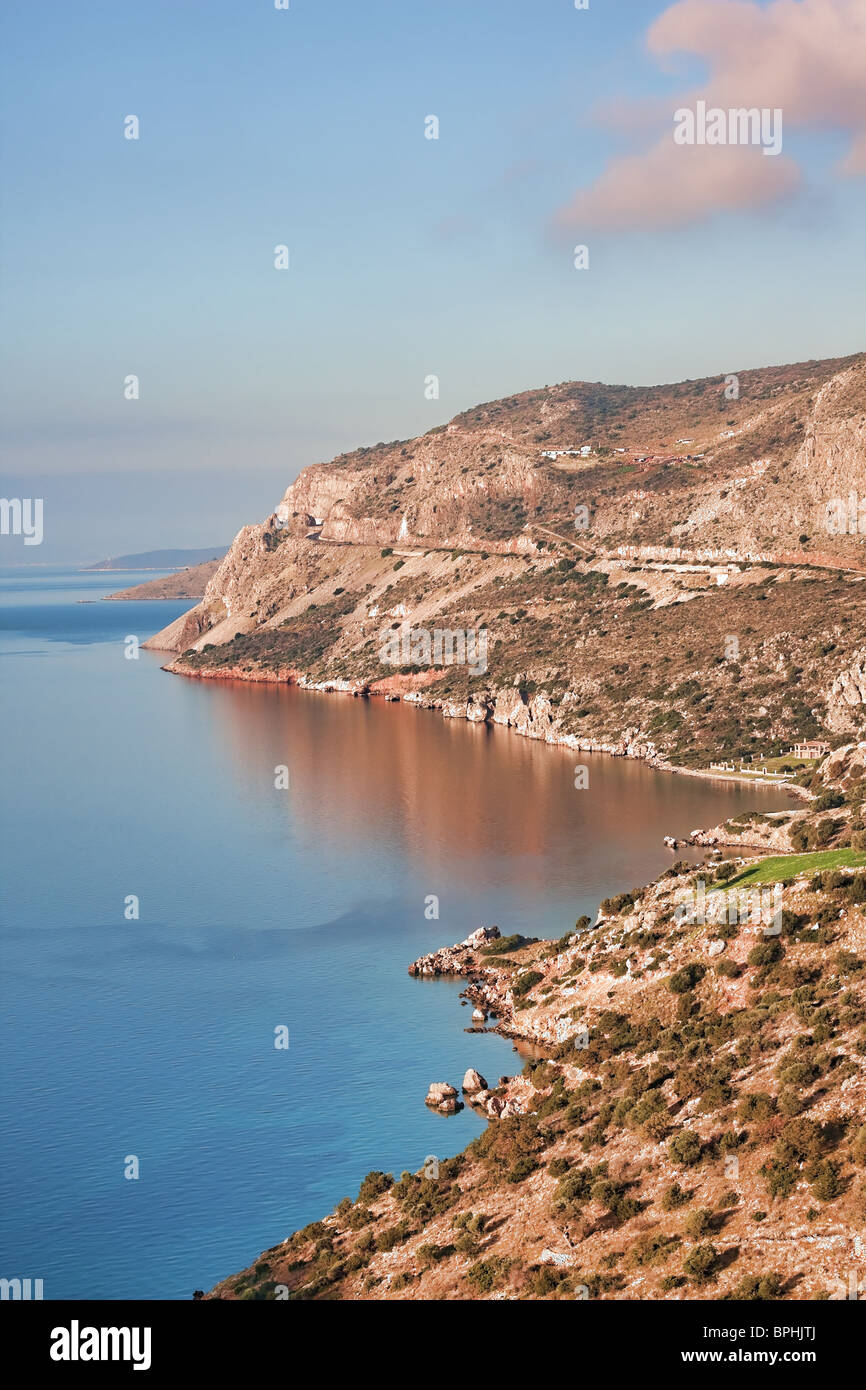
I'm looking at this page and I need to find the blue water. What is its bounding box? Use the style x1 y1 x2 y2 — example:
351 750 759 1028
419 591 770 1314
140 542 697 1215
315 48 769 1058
0 567 792 1298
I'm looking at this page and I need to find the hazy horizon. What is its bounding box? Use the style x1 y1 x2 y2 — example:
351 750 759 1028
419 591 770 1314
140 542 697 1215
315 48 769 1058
2 0 864 559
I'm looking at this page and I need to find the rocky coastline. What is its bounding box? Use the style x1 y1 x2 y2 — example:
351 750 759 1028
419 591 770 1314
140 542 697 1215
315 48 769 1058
162 656 811 800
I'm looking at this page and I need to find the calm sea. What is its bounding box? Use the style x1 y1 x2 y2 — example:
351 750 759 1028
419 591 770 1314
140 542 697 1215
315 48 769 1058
0 566 792 1298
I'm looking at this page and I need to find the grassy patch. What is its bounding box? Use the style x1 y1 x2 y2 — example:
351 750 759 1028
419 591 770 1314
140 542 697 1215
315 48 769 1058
717 849 866 892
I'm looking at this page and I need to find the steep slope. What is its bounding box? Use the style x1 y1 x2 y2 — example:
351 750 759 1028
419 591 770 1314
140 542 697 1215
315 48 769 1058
158 352 866 1301
105 559 221 601
146 352 866 771
208 749 866 1302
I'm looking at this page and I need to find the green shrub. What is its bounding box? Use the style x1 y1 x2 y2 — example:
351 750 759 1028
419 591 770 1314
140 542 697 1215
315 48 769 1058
809 1160 841 1202
600 891 637 916
776 1057 818 1089
471 1114 543 1178
661 1182 691 1211
358 1171 393 1203
726 1273 783 1300
530 1265 573 1298
589 1177 642 1224
668 1130 703 1166
682 1243 720 1284
482 932 533 955
512 970 543 998
375 1221 410 1252
466 1257 511 1293
629 1233 680 1268
418 1242 453 1267
748 940 784 968
507 1154 539 1184
684 1207 714 1240
669 963 706 994
762 1162 797 1199
775 1117 824 1164
552 1165 599 1216
738 1091 777 1122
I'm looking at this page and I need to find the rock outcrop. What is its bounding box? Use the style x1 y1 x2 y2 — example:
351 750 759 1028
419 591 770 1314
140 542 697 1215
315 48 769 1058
827 651 866 732
408 926 500 978
424 1082 460 1114
462 1069 487 1093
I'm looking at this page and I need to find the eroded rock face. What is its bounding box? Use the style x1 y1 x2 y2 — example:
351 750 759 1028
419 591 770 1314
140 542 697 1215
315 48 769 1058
491 689 555 741
827 652 866 731
822 741 866 787
442 696 491 723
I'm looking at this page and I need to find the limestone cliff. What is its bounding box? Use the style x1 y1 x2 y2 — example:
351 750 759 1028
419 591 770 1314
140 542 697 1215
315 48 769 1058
147 352 866 768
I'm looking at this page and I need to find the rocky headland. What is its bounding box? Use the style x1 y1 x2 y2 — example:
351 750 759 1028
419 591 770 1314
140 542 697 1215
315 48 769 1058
167 355 866 1300
206 747 866 1299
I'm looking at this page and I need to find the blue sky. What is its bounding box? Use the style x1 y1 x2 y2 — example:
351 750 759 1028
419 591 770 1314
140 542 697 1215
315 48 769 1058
2 0 864 561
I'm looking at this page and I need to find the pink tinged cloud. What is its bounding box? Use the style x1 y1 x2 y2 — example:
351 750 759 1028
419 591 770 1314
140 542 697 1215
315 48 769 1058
840 128 866 175
555 141 801 232
648 0 866 133
555 0 866 232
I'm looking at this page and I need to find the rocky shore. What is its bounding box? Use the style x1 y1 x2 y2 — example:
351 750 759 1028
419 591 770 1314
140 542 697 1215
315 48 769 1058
164 656 811 799
204 765 866 1301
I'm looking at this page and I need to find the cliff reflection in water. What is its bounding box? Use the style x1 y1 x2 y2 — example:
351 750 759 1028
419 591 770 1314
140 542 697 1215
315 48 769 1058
188 678 793 905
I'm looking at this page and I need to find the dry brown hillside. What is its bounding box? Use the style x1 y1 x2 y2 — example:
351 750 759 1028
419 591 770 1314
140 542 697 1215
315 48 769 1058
208 749 866 1302
166 353 866 1302
146 352 866 773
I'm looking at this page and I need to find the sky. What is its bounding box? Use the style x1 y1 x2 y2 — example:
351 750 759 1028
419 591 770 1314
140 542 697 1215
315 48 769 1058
2 0 864 562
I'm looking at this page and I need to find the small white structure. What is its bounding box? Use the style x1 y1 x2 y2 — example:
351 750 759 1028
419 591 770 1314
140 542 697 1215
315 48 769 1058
540 446 594 460
791 741 830 759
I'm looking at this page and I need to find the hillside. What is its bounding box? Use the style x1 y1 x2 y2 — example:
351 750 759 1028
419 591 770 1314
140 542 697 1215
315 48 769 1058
85 546 227 571
208 746 866 1302
160 353 866 1302
104 559 222 601
147 352 866 772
